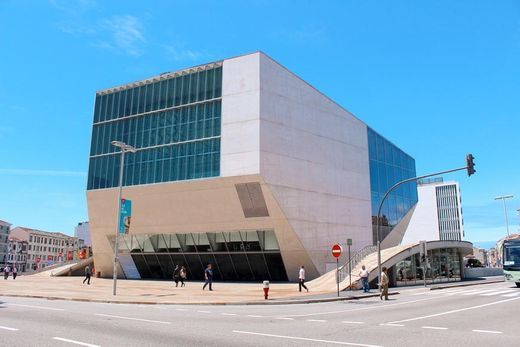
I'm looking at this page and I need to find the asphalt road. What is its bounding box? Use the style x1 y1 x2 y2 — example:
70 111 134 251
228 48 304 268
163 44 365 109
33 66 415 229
0 281 519 347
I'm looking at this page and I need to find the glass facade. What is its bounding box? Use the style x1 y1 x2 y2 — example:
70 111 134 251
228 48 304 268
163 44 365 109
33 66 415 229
394 248 462 286
367 127 418 243
110 230 288 281
87 65 223 190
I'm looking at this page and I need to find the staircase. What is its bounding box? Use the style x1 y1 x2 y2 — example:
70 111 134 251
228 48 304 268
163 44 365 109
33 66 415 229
118 254 141 279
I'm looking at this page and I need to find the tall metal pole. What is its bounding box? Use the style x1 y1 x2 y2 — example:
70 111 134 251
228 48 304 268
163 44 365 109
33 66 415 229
376 165 469 292
348 244 352 291
113 149 125 296
336 258 339 297
495 195 513 237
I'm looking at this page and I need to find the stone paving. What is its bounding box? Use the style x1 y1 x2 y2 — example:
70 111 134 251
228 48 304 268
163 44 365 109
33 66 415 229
0 273 338 305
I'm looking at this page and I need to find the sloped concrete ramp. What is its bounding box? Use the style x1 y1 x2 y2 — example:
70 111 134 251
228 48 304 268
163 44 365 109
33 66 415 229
308 241 473 292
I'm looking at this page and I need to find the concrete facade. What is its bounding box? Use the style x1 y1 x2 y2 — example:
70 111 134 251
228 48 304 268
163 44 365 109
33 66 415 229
87 52 408 281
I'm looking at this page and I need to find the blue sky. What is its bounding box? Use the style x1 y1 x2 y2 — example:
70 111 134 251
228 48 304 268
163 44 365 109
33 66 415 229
0 0 519 243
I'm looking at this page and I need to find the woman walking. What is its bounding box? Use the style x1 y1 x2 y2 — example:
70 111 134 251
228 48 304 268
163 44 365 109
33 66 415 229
180 266 187 287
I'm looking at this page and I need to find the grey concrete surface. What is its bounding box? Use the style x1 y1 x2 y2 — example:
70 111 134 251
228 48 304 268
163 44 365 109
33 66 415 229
1 281 519 346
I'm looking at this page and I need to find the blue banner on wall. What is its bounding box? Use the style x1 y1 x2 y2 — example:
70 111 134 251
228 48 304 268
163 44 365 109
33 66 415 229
119 199 132 234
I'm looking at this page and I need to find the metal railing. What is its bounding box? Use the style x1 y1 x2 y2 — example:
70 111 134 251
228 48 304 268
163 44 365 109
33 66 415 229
338 245 378 283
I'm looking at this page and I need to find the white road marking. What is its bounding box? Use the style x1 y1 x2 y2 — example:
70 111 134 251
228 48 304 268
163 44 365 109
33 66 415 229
95 313 171 325
52 337 100 347
342 321 364 324
9 303 64 311
422 326 448 330
427 289 465 295
472 329 503 334
480 290 515 296
444 289 481 296
247 315 263 318
0 325 19 331
388 297 520 324
276 317 294 320
220 313 237 316
279 296 440 318
307 319 327 322
502 292 520 297
380 323 404 327
197 310 211 313
461 289 496 296
233 330 383 347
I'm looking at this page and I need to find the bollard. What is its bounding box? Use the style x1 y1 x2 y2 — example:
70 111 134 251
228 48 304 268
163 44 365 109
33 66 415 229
263 280 270 300
96 271 101 278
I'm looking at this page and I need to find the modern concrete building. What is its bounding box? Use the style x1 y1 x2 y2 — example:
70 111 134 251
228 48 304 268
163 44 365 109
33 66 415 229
0 220 11 267
74 221 91 247
6 237 28 272
86 52 420 282
399 178 464 244
9 227 84 270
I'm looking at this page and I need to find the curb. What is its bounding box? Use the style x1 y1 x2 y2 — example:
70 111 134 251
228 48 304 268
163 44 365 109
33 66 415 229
429 279 505 291
0 291 399 306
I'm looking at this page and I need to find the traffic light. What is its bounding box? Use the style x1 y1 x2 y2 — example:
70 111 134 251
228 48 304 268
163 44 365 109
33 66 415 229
466 154 476 176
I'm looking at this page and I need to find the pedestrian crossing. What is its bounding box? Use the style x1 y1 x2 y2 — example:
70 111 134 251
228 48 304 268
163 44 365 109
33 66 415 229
413 287 520 298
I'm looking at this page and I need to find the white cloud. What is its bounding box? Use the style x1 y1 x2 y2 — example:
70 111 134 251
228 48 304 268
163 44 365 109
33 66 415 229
99 15 146 56
162 44 212 62
0 169 86 177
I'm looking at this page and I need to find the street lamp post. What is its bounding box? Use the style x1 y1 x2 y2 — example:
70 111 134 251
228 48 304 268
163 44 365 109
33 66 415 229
111 140 136 296
494 195 514 237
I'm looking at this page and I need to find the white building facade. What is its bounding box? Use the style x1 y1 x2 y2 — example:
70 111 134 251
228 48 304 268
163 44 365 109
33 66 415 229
9 227 84 270
6 237 28 272
74 221 91 247
401 178 464 244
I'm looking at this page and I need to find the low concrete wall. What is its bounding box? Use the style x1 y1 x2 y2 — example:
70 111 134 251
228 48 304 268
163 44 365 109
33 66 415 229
464 267 504 278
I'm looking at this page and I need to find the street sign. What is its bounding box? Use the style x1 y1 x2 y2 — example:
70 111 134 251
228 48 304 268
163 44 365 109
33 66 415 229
332 244 343 258
119 199 132 234
347 238 352 246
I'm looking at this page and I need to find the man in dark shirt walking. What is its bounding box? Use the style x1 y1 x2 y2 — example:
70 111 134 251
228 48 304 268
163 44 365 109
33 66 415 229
202 264 213 291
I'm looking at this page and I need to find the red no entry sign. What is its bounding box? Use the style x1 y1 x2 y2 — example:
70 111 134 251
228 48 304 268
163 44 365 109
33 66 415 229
332 244 343 258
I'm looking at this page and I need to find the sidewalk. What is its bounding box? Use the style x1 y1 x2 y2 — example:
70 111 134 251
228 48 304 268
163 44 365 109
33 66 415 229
0 275 391 305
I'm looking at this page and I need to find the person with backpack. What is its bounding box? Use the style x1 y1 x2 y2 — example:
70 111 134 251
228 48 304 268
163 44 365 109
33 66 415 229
12 266 17 280
180 266 187 287
173 265 181 287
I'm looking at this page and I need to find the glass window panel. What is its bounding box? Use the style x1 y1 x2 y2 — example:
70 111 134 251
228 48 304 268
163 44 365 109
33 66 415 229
159 80 168 109
376 135 385 162
264 253 288 281
173 77 181 106
106 93 114 121
230 254 253 281
143 254 164 279
112 92 120 120
197 70 206 101
213 254 236 280
214 67 222 97
152 82 160 111
181 75 189 105
183 254 204 280
156 254 174 279
263 231 280 251
93 95 101 123
132 254 151 278
206 69 214 100
369 161 379 192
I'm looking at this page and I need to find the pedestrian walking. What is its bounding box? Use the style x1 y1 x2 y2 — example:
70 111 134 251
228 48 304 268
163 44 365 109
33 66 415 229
380 267 389 300
83 265 91 285
173 265 180 287
12 266 17 280
298 265 308 292
202 264 213 291
359 265 369 293
180 266 187 287
4 265 10 280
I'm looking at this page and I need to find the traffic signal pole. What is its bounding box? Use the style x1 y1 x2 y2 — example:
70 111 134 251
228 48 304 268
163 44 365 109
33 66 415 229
376 155 476 293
